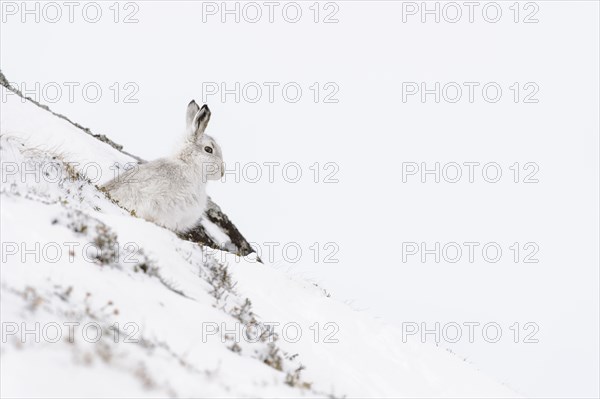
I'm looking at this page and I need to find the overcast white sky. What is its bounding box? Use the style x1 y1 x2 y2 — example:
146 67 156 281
1 1 599 397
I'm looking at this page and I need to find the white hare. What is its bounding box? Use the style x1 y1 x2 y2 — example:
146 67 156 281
102 100 223 232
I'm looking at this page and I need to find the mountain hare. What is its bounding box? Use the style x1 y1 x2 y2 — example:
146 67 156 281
102 100 223 232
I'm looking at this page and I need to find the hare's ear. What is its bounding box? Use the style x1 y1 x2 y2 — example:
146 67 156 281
189 103 211 140
186 100 200 131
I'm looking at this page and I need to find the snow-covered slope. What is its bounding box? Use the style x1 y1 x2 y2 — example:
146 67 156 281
0 85 517 398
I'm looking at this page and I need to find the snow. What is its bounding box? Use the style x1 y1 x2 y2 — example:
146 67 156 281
1 87 517 397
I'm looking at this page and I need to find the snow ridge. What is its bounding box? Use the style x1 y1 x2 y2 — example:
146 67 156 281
1 84 517 398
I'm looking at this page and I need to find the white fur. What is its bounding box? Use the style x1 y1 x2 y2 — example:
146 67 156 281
102 101 223 232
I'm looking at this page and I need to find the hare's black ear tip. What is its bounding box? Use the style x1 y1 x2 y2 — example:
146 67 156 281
201 104 210 112
188 99 197 107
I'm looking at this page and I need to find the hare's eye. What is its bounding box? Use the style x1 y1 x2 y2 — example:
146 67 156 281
204 146 213 154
